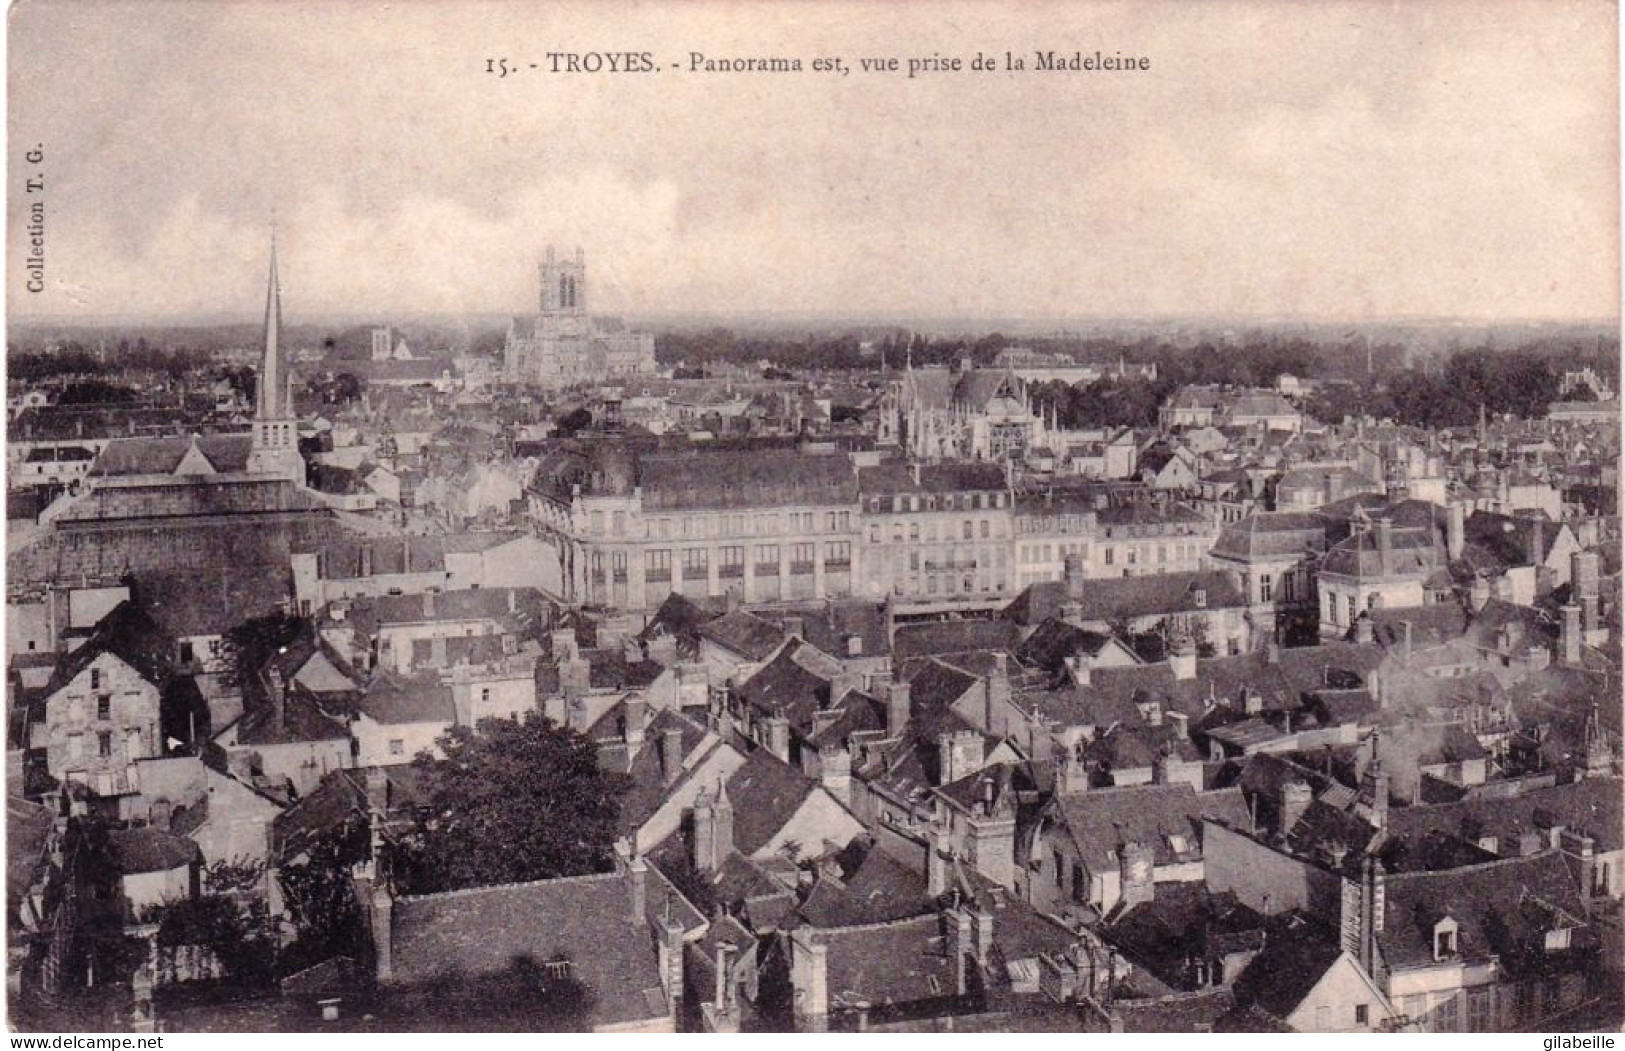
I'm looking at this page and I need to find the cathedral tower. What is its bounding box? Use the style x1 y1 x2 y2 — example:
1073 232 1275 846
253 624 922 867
539 245 587 316
245 234 305 483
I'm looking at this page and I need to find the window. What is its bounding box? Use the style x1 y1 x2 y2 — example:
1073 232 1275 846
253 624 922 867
389 739 405 757
90 669 101 691
825 541 851 568
1545 927 1571 951
1053 850 1065 888
719 546 745 578
611 510 625 536
97 695 110 720
980 520 990 539
791 543 816 573
869 524 880 543
755 544 780 574
1104 546 1115 566
1434 919 1458 959
683 548 708 575
98 732 112 758
480 687 491 703
646 548 671 582
1193 588 1207 608
611 551 627 582
1355 1004 1370 1026
1259 574 1274 602
962 520 974 540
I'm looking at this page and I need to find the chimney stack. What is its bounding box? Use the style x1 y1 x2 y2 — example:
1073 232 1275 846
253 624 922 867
886 679 912 738
1376 518 1393 575
1447 503 1465 561
660 725 684 785
1561 604 1583 667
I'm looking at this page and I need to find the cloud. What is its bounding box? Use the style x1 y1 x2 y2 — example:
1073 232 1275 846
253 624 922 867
8 0 1617 322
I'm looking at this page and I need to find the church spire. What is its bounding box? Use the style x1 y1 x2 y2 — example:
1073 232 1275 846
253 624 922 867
256 231 285 422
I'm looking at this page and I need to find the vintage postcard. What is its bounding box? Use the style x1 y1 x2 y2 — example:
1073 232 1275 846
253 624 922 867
5 0 1620 1037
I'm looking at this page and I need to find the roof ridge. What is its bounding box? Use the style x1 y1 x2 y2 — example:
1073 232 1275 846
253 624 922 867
396 868 623 904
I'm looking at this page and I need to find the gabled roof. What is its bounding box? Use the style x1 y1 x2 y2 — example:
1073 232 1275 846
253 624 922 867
89 433 254 477
724 750 823 857
45 601 175 695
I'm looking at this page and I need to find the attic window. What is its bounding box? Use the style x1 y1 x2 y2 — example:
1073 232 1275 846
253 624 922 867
1167 833 1190 855
1193 589 1207 608
1545 928 1571 952
545 958 574 980
1433 918 1458 960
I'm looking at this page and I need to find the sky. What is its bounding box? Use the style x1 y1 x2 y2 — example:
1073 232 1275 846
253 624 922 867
6 0 1619 324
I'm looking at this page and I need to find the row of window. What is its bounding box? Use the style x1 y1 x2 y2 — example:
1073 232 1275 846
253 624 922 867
64 726 145 759
587 509 855 540
866 491 1007 514
870 518 1002 544
593 542 852 580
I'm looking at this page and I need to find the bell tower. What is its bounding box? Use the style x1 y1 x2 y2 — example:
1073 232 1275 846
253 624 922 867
539 245 587 316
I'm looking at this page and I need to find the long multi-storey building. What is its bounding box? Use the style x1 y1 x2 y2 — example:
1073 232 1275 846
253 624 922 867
526 440 860 612
854 462 1015 613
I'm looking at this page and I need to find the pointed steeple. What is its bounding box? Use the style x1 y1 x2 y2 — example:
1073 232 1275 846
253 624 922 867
247 227 304 485
257 231 285 422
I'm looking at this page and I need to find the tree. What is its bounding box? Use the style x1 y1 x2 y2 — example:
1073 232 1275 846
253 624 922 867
391 713 632 895
278 814 369 972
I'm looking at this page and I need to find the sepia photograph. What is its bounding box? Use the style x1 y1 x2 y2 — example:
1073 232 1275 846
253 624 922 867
4 0 1621 1035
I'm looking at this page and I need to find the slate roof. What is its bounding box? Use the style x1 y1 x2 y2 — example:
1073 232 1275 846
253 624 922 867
805 913 964 1011
1383 777 1623 854
736 639 842 728
1464 511 1567 569
1104 883 1267 991
387 871 670 1029
1375 851 1586 973
357 673 455 726
770 601 890 662
107 826 200 874
1004 570 1247 627
1320 526 1441 580
857 461 1008 496
1230 918 1345 1022
1015 620 1125 675
696 609 787 662
89 434 254 477
43 600 175 695
7 797 55 914
724 750 823 856
1051 783 1250 870
1209 512 1328 562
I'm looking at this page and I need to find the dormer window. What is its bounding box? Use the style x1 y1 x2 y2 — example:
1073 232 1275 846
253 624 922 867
1434 917 1459 959
1545 928 1571 952
1193 589 1207 608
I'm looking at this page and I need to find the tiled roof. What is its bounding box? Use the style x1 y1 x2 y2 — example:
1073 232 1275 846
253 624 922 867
889 615 1020 661
388 871 669 1029
1230 919 1343 1021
